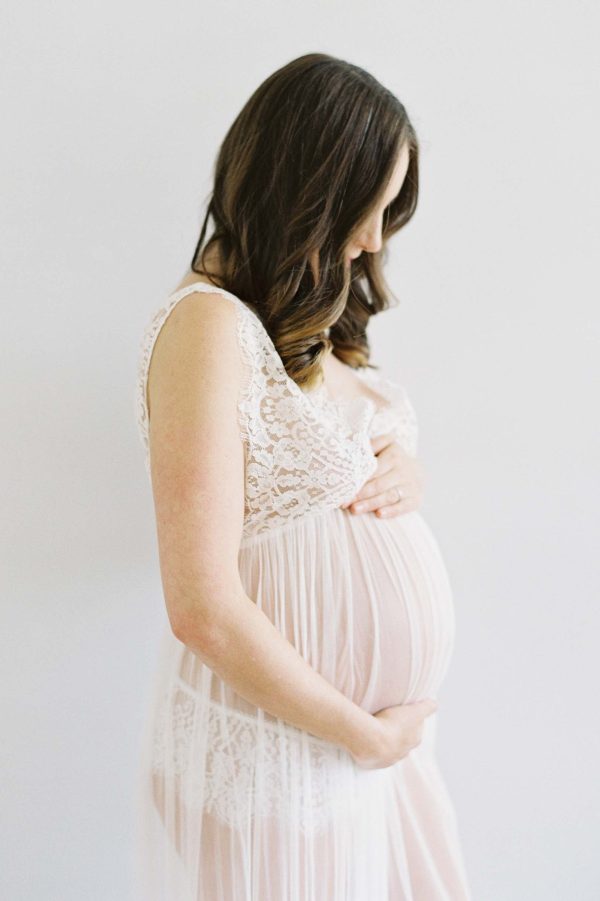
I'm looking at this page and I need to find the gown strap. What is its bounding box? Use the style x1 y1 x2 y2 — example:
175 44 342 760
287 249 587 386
134 281 267 477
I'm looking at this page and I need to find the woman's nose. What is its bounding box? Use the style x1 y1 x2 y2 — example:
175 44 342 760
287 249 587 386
359 227 383 255
357 216 384 254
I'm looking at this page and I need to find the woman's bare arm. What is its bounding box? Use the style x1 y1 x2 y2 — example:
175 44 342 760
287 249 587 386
146 291 381 759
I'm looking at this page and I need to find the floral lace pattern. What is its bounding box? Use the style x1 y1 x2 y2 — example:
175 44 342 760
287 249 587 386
151 681 383 835
135 282 418 541
352 366 418 456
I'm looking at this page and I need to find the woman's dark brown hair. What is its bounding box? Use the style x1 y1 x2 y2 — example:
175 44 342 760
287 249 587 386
190 52 419 391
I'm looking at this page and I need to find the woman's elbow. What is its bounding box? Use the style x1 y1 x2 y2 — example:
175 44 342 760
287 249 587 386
167 579 244 655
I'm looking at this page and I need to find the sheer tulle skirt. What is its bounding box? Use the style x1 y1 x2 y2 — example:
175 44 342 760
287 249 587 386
132 508 471 900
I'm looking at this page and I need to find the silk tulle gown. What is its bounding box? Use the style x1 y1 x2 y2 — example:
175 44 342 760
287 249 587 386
132 281 472 900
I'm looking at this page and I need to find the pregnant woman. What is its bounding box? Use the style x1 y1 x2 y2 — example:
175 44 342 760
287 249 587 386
133 52 472 900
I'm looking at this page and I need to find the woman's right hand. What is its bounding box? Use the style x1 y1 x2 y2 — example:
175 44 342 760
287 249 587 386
348 698 439 770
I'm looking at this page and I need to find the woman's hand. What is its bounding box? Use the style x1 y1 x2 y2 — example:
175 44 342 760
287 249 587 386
348 698 439 770
341 433 424 518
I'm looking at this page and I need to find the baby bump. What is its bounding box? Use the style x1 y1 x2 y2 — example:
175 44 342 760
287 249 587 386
237 507 456 718
339 509 456 712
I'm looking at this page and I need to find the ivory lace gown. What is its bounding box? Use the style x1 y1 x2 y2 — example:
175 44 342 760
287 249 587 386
133 281 472 900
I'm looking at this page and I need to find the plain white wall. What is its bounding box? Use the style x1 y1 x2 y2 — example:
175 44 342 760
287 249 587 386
2 1 599 898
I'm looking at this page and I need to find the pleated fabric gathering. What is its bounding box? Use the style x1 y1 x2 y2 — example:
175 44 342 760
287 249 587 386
132 282 472 900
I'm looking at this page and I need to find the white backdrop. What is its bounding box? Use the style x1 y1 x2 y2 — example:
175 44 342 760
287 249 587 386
2 1 599 898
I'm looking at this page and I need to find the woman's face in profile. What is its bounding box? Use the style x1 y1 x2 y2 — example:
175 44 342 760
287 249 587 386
309 141 411 281
344 141 411 265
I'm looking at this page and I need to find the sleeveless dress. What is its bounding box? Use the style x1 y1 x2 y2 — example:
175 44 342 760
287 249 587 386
133 281 472 900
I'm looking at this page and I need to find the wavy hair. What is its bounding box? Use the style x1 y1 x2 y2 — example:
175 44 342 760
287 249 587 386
190 52 419 391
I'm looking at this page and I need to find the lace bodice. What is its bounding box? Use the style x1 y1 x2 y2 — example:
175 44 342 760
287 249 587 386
135 282 418 542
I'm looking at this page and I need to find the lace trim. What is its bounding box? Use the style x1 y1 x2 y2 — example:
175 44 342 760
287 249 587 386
134 283 258 477
135 282 418 540
355 367 419 456
150 680 382 834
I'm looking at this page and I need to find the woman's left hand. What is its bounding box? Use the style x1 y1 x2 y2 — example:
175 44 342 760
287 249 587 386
341 433 424 518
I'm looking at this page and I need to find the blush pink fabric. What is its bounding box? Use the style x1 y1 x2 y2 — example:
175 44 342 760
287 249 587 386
132 281 472 900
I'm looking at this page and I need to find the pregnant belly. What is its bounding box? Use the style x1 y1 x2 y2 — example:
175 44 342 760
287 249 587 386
237 507 456 717
338 508 456 712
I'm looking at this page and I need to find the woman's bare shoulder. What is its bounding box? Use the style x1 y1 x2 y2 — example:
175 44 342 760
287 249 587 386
172 267 227 294
146 281 241 420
